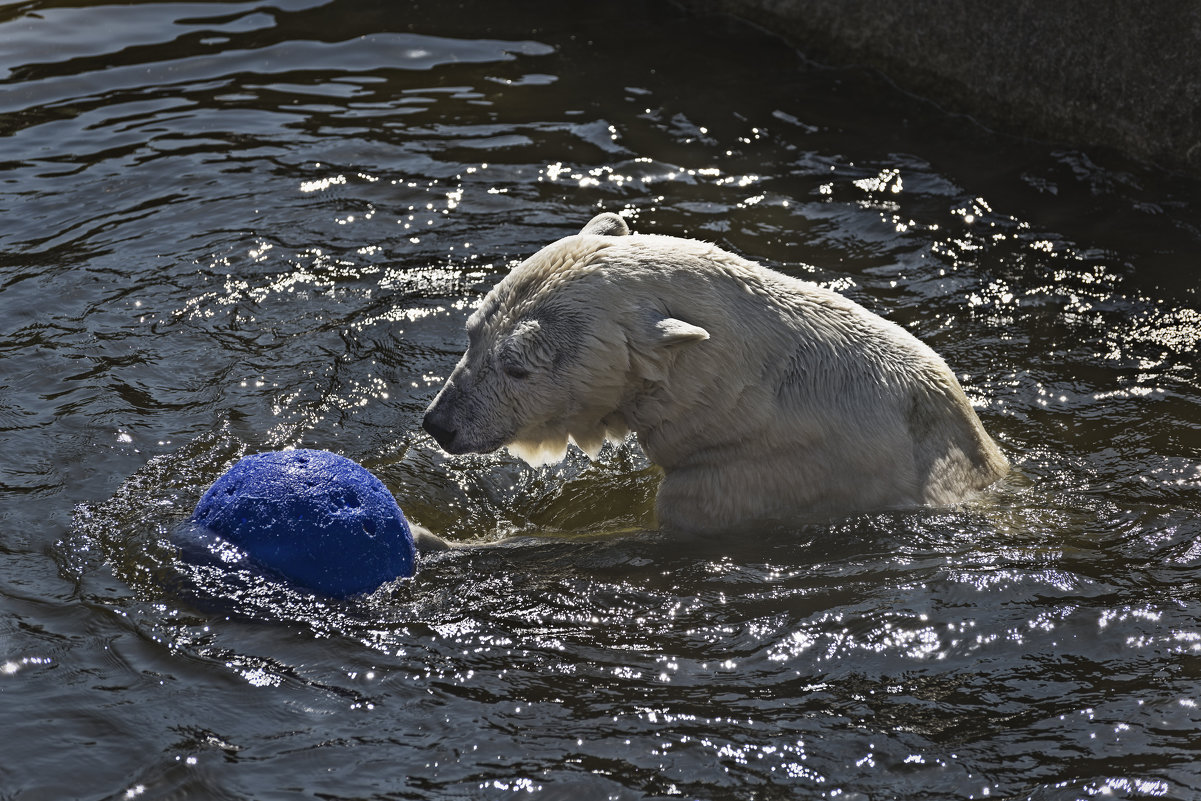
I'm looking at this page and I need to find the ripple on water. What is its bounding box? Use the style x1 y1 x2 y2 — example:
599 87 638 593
56 417 1201 796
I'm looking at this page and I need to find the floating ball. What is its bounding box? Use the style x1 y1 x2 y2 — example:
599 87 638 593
180 449 416 598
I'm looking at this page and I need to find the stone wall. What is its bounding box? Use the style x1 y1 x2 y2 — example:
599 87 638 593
675 0 1201 175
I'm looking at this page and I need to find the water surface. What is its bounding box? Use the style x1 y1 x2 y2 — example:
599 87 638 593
2 1 1200 798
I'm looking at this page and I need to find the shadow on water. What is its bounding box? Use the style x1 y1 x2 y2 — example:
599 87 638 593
2 0 1200 797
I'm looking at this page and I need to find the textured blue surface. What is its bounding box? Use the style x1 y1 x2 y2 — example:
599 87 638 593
184 450 415 597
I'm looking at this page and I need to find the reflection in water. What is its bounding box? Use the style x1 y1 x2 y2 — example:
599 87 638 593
2 0 1200 798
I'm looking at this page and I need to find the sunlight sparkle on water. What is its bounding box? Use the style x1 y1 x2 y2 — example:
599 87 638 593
299 174 347 193
2 657 51 675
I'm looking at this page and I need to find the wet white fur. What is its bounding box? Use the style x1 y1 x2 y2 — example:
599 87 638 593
423 214 1008 534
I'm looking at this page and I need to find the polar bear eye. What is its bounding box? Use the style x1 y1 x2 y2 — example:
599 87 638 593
502 360 531 380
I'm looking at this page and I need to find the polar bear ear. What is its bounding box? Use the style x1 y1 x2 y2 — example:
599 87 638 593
579 212 630 236
631 314 709 381
651 316 709 347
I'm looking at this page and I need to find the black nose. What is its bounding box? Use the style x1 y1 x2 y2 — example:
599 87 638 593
422 412 458 452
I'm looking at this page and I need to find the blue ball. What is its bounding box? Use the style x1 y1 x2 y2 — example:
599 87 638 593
182 449 416 598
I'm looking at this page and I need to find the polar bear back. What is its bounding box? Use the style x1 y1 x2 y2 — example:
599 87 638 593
551 233 1008 529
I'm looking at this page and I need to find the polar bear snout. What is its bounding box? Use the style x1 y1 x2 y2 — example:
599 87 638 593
422 381 469 454
423 374 510 456
421 406 460 453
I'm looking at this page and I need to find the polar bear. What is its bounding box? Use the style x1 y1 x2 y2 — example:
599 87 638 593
422 213 1008 534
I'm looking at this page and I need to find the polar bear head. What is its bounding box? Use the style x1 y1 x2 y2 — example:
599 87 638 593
421 213 709 466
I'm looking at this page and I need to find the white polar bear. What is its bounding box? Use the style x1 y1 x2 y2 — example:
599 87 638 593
422 213 1008 534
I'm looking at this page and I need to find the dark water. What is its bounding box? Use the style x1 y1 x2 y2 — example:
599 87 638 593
3 0 1201 798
